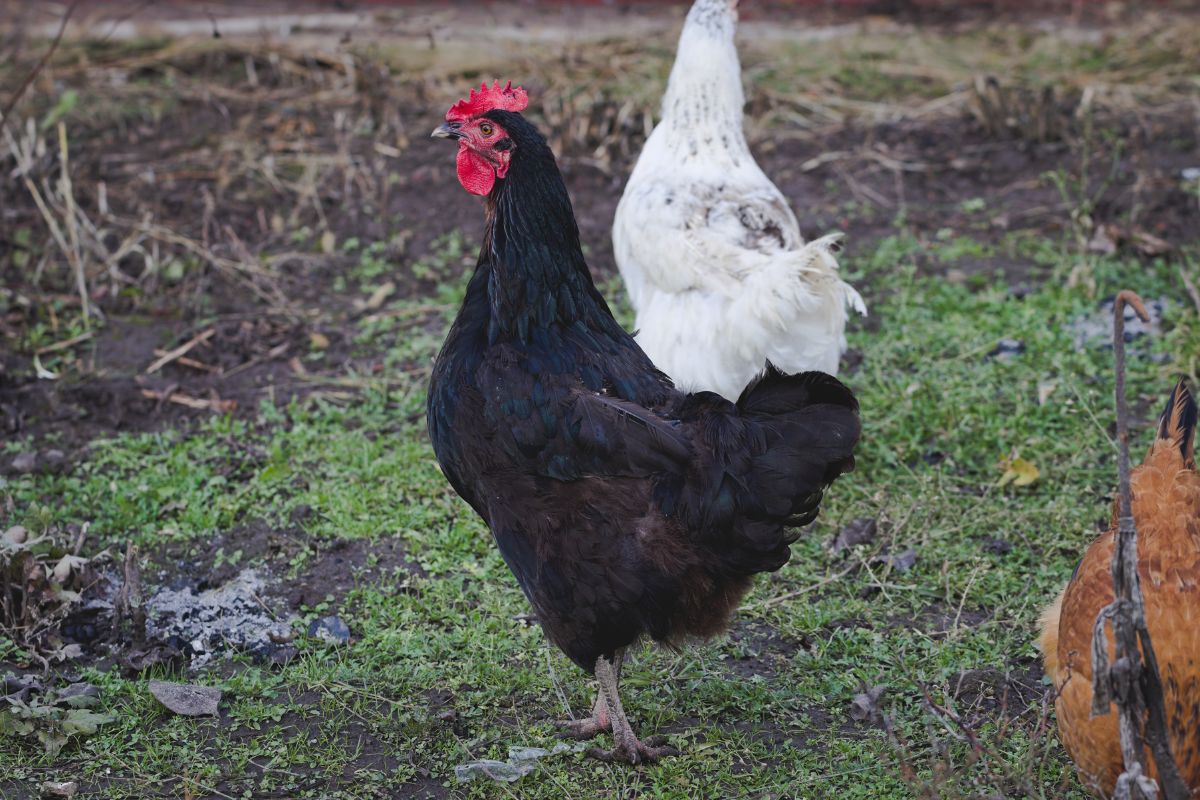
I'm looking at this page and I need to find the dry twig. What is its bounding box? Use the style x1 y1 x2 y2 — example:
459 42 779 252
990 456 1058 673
139 389 236 413
33 329 94 355
145 328 215 374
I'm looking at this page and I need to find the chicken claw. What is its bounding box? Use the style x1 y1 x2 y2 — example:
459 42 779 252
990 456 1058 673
587 734 678 765
581 652 678 765
555 696 610 741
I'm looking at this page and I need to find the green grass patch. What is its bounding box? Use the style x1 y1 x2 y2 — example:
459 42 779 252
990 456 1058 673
2 231 1195 798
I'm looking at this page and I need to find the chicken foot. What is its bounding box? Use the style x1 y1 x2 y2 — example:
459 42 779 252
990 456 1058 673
556 650 622 740
585 651 678 765
556 688 612 739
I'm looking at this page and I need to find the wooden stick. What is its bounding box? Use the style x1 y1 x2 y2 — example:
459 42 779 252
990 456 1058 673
1096 290 1190 800
33 329 94 355
139 389 235 413
152 350 218 373
144 328 215 374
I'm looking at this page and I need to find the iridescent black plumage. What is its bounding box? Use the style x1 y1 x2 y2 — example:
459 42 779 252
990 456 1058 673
427 109 860 673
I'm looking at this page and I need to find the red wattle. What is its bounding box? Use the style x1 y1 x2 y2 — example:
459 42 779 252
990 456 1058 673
457 146 496 196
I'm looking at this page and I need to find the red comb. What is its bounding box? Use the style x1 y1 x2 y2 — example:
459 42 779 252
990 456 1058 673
445 80 529 122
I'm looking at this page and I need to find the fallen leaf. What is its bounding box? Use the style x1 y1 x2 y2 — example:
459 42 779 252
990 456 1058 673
2 525 28 545
1132 228 1171 256
308 332 330 350
1037 380 1057 406
998 456 1040 487
849 685 887 723
0 710 36 737
362 281 396 311
51 555 89 585
148 680 221 717
2 674 43 699
871 548 917 572
119 643 185 676
60 708 117 735
1086 223 1119 254
829 518 877 553
46 644 82 663
57 683 100 709
37 729 68 758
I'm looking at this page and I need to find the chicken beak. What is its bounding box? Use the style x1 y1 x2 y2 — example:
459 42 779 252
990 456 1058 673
431 122 462 140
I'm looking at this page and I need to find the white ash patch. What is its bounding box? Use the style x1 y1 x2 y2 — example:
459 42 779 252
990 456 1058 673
1068 296 1166 354
146 569 294 669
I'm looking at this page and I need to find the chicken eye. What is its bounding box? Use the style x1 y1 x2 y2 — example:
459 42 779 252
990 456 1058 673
479 122 494 136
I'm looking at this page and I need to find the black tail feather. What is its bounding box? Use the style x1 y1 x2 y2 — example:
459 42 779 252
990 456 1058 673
720 367 860 575
1157 377 1197 467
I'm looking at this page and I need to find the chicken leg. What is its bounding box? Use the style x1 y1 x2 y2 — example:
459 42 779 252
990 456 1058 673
585 652 677 765
556 649 622 740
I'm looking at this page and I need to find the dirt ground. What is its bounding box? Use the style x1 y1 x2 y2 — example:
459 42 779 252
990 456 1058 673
2 3 1199 798
3 0 1198 649
3 25 1194 445
6 109 1196 443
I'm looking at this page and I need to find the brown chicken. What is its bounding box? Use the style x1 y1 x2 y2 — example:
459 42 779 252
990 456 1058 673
1040 378 1200 797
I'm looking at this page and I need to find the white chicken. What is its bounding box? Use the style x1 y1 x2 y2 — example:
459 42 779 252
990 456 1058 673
613 0 866 401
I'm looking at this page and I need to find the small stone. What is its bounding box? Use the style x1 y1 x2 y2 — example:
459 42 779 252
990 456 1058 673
983 537 1013 555
40 781 78 798
308 615 350 644
985 338 1024 362
42 449 68 474
11 451 37 473
267 645 298 667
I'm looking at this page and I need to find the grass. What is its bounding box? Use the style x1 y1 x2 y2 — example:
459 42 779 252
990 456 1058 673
3 223 1195 799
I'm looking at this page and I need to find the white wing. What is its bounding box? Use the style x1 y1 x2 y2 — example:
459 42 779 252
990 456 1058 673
614 176 865 396
616 179 801 297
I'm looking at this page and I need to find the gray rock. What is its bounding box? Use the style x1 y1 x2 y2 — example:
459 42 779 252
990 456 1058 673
308 615 351 644
11 451 37 473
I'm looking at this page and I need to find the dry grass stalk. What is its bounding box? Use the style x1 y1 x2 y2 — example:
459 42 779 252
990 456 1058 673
112 543 144 644
138 389 236 413
144 328 216 374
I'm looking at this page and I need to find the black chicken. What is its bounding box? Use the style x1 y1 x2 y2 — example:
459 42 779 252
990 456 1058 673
427 81 860 764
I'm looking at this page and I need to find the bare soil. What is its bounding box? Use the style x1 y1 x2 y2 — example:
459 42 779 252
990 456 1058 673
5 104 1196 450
